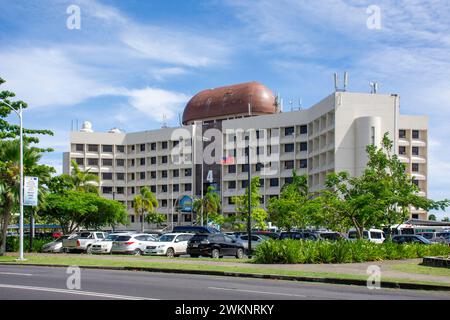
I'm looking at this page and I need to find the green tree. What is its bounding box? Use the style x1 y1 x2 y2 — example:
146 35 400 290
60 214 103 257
442 217 450 222
268 172 314 231
65 160 100 194
0 140 54 255
428 214 437 221
39 190 128 234
194 186 221 226
145 212 166 227
133 186 158 232
232 177 265 230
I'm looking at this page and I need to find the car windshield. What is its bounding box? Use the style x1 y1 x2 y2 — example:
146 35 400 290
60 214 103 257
416 235 431 243
105 234 120 241
158 235 175 242
115 236 131 241
77 232 92 239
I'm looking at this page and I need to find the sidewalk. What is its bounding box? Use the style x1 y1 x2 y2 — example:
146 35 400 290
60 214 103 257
9 253 450 285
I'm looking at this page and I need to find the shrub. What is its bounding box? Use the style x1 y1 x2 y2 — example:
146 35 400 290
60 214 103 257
6 237 53 253
253 239 450 264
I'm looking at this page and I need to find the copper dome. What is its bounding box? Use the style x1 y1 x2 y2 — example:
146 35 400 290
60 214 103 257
182 81 277 125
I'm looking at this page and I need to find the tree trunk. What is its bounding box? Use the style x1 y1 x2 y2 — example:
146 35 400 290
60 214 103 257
0 199 13 256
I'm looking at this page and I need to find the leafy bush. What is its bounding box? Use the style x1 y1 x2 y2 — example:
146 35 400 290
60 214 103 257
254 239 450 264
6 237 53 253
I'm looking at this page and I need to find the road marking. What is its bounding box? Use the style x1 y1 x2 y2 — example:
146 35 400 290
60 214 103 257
208 286 307 297
0 272 33 276
0 284 158 300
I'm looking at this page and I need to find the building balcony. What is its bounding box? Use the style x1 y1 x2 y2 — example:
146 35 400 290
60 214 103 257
411 139 427 147
411 155 427 163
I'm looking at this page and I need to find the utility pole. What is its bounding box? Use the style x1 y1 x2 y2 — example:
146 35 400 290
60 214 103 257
246 136 252 258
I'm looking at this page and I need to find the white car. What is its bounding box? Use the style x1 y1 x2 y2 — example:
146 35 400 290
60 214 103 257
348 228 385 244
144 233 193 257
111 233 157 255
41 236 71 253
91 232 133 254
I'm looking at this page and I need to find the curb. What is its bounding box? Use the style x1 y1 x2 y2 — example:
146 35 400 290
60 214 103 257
1 262 449 292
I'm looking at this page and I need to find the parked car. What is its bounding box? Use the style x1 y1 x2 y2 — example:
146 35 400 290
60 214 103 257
314 231 348 241
62 231 108 253
436 232 450 244
416 232 448 244
144 233 193 257
90 232 134 254
252 231 280 239
41 235 71 253
236 234 268 250
111 233 157 255
348 229 385 244
391 234 431 244
172 226 220 234
279 231 318 241
187 233 245 259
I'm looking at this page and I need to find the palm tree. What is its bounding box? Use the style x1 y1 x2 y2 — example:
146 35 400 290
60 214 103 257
0 140 54 255
133 187 158 232
67 160 100 194
194 186 221 226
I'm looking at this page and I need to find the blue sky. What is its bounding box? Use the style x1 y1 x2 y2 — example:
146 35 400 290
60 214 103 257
0 0 449 218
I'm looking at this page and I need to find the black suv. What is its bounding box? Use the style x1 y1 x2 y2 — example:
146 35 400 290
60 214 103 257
279 231 318 240
187 233 245 259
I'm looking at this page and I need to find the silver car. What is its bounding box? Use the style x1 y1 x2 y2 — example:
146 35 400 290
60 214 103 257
41 236 70 253
111 233 156 255
236 234 268 250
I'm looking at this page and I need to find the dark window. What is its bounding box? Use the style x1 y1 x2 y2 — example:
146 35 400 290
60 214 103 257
173 169 179 178
256 163 263 172
299 125 307 134
116 159 125 166
184 168 192 177
228 165 236 174
412 214 419 220
150 186 156 193
130 159 135 167
151 143 156 151
102 145 113 153
116 145 125 153
88 144 98 152
150 171 156 179
162 170 168 178
399 146 406 155
139 158 145 166
173 184 179 192
116 187 124 194
130 173 135 181
412 163 419 172
399 130 406 138
161 200 167 207
228 181 236 189
87 158 98 166
173 140 179 148
139 172 145 180
412 179 419 187
299 142 307 152
130 215 135 223
102 159 113 166
242 180 249 188
228 198 235 205
299 159 308 168
259 179 264 187
284 127 295 136
284 143 294 153
116 173 125 180
130 145 135 151
412 130 419 139
162 185 168 193
185 184 192 191
75 144 84 152
140 144 145 152
285 177 293 185
270 178 279 187
412 147 419 156
75 158 84 165
162 156 168 164
242 164 249 173
285 160 294 169
102 187 113 194
151 157 156 165
162 141 168 149
102 173 113 180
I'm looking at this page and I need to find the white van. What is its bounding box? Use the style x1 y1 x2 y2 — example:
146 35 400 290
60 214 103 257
348 228 385 244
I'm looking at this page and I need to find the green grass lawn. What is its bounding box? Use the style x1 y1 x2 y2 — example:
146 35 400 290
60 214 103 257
1 254 449 288
390 263 450 277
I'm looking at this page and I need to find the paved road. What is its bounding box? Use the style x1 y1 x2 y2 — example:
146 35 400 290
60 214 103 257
0 265 449 300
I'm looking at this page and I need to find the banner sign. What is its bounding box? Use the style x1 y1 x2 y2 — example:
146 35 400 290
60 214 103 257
24 176 39 206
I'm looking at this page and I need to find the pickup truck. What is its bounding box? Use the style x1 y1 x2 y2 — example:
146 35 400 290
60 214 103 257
62 231 108 253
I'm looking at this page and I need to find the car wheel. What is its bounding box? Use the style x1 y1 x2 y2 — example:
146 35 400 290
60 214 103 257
86 246 92 254
211 249 220 259
236 248 244 259
133 249 142 256
166 248 175 258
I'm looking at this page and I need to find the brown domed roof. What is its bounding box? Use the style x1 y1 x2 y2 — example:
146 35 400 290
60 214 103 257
182 81 277 124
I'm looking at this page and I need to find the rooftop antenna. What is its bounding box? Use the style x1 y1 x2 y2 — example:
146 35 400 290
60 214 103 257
344 72 348 92
298 98 303 110
370 82 379 94
161 114 168 128
334 73 339 92
289 100 293 112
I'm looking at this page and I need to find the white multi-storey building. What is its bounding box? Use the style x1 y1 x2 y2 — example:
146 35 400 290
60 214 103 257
63 81 429 230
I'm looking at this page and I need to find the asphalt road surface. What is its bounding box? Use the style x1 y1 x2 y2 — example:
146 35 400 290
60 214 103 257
0 265 449 300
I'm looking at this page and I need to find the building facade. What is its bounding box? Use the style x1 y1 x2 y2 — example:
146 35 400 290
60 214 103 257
63 82 429 230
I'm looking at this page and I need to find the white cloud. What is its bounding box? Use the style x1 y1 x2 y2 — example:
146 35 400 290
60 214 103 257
126 87 189 122
152 67 189 81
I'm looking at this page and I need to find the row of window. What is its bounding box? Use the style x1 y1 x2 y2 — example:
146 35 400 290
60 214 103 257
226 159 307 174
399 129 422 139
399 146 422 156
98 168 193 181
102 183 192 195
75 141 183 153
74 155 191 167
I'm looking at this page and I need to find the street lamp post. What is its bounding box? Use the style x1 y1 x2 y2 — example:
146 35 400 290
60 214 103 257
0 100 25 261
246 137 252 258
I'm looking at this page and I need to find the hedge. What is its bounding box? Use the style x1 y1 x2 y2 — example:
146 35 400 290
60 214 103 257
6 237 54 253
253 239 450 264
